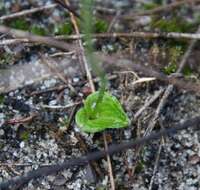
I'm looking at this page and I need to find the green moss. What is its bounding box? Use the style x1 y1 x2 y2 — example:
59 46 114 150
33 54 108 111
142 2 160 10
30 25 48 36
163 46 183 75
183 66 193 76
94 19 108 33
54 22 73 35
169 46 183 64
0 52 14 66
8 18 29 30
163 63 177 75
135 160 145 173
20 131 30 141
151 16 195 33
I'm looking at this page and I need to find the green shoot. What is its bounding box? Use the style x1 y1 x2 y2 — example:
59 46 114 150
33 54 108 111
75 0 129 133
80 0 107 110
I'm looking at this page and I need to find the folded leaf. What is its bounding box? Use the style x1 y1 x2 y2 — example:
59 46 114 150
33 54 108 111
75 91 129 133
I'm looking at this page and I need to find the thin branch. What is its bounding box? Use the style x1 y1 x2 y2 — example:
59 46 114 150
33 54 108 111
54 0 80 18
40 101 81 110
103 133 116 190
0 116 200 190
56 31 200 41
148 138 164 190
0 25 73 51
0 4 57 21
3 31 200 47
134 88 164 120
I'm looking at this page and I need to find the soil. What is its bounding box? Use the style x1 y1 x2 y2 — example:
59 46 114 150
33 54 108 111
1 0 200 190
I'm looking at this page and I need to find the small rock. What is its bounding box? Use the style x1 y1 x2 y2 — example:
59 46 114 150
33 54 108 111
20 141 25 149
189 155 200 165
0 129 4 136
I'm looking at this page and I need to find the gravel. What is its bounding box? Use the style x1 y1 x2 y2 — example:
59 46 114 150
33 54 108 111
1 0 200 189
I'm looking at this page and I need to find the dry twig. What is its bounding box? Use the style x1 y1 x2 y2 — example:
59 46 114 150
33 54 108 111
148 138 164 190
40 102 81 110
0 4 57 21
0 25 73 50
134 88 164 120
3 31 200 47
56 32 200 41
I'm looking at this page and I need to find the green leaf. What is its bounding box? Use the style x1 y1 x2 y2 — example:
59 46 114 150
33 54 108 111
75 91 129 133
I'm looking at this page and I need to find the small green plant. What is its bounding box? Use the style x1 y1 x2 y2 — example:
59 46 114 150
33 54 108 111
8 18 29 30
142 2 159 10
54 22 73 35
30 25 48 36
94 19 108 33
183 66 193 77
20 131 30 141
76 91 129 133
151 16 194 33
75 0 129 133
163 63 177 75
163 46 183 75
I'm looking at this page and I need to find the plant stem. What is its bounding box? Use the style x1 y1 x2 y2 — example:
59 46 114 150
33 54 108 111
81 0 107 111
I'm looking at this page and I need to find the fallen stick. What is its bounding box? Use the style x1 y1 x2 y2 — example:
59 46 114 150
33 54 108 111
2 31 200 47
0 25 73 51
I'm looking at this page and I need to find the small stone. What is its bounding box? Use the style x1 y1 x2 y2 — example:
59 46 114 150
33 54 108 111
20 141 25 149
73 77 79 83
49 99 57 106
0 129 4 136
189 155 200 165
